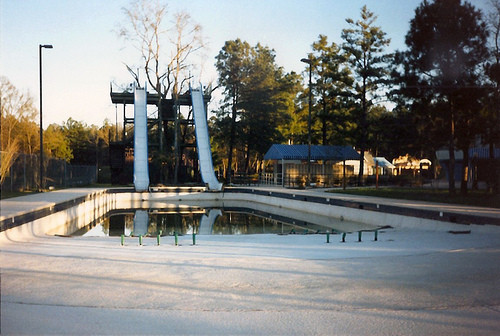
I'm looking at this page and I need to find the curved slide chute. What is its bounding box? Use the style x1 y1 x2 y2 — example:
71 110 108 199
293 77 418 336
191 85 223 190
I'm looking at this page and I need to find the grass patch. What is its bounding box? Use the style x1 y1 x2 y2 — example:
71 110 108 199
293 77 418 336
1 190 40 200
327 187 500 208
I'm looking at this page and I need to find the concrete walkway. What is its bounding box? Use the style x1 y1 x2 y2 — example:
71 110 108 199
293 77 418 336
1 186 499 230
245 185 500 221
0 188 108 220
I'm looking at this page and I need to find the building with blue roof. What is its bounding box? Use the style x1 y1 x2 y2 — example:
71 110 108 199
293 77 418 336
262 144 360 187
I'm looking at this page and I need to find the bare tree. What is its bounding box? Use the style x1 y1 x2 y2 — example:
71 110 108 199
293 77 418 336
0 77 37 184
169 11 204 96
117 0 205 183
117 0 204 98
0 139 19 185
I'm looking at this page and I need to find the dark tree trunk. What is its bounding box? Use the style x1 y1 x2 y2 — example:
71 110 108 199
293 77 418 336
226 100 237 184
448 102 456 195
460 143 469 195
358 83 367 186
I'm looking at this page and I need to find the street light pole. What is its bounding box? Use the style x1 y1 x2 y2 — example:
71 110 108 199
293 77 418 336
39 44 53 191
301 57 312 187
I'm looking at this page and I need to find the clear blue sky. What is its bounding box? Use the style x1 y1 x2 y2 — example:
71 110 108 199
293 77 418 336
0 0 492 126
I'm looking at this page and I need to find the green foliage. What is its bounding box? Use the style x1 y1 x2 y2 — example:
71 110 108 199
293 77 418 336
341 5 392 182
215 39 302 175
60 118 111 166
44 124 73 162
309 35 354 145
215 39 252 179
216 39 252 108
61 118 94 165
276 72 303 143
404 0 488 85
239 44 293 167
396 0 490 193
341 5 392 110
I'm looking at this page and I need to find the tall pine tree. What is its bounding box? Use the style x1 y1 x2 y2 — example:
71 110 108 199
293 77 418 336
341 6 391 184
400 0 489 194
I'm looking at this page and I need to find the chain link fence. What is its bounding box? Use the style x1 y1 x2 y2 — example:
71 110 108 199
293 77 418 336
1 153 97 192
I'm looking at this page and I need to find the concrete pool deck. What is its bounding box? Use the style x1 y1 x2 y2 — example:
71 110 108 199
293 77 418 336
1 187 500 335
238 186 500 226
1 186 499 229
0 188 108 221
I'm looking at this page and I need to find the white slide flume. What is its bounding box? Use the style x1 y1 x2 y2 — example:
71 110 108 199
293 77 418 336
133 84 149 191
191 85 223 190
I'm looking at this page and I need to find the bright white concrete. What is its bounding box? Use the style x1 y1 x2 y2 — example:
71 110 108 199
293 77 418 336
0 189 111 242
0 188 108 220
1 230 500 335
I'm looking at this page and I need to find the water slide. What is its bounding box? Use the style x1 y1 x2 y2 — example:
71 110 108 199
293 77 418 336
191 85 223 190
197 209 222 235
134 84 149 191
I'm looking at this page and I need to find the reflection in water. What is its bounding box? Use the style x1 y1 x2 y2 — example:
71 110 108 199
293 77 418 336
198 209 222 235
133 210 148 236
75 207 340 237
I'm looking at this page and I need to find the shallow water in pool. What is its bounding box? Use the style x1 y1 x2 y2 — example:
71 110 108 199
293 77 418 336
73 208 338 237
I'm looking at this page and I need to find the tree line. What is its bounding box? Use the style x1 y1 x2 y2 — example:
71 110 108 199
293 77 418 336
211 0 499 194
1 75 119 185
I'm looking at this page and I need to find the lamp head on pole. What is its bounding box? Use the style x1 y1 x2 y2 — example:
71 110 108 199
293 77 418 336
40 44 53 49
300 58 311 65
